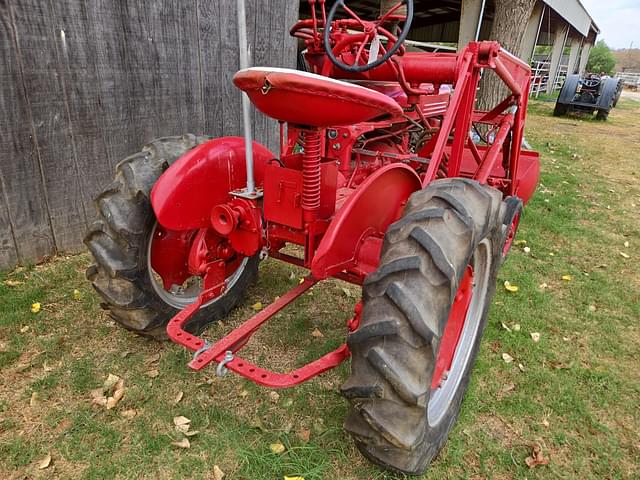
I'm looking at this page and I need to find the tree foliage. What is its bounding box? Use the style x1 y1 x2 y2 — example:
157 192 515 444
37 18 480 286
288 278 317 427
586 40 616 75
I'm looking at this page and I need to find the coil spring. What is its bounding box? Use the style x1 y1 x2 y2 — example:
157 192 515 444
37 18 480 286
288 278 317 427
301 130 322 219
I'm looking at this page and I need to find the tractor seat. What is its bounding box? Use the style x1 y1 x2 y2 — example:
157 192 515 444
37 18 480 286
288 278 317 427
233 67 404 127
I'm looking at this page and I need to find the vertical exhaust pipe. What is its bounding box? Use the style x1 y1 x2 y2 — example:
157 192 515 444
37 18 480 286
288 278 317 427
237 0 255 194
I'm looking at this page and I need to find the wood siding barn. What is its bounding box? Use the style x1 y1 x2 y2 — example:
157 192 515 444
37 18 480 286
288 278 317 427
0 0 298 270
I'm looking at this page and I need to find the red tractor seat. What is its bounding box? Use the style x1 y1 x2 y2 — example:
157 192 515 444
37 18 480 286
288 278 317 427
233 67 404 127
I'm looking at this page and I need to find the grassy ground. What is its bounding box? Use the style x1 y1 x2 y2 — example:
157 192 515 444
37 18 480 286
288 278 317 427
1 98 639 480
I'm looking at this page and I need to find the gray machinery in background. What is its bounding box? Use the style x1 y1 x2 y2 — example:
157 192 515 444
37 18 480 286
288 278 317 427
554 74 623 120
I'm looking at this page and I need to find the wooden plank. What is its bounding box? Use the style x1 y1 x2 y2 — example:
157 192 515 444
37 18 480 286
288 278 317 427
0 176 19 269
10 0 88 252
0 1 55 265
218 0 243 138
198 0 224 135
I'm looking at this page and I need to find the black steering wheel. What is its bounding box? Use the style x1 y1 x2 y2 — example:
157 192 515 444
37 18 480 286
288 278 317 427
323 0 414 73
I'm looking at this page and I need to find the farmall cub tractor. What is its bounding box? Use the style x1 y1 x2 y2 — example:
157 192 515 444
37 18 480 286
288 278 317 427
86 0 539 474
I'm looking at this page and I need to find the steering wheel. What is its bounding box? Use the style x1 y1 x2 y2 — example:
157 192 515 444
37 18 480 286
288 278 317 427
323 0 414 73
582 78 600 89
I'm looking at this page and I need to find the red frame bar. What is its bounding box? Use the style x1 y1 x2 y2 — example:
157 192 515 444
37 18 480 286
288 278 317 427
166 276 353 388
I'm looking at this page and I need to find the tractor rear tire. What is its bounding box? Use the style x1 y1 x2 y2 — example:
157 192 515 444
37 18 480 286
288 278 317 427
84 135 259 339
553 102 569 117
342 178 504 475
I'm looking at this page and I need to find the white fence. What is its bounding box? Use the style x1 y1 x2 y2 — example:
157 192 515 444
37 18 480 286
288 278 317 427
616 72 640 89
529 60 568 97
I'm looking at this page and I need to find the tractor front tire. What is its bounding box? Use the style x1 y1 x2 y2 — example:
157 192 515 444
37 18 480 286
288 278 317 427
342 178 504 475
84 135 259 339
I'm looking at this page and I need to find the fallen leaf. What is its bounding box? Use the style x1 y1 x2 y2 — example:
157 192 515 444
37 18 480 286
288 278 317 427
4 279 23 287
501 322 512 332
311 328 324 338
523 246 531 254
174 391 184 404
146 369 160 378
341 287 352 298
213 465 225 480
288 272 296 281
252 302 263 311
103 373 121 391
297 427 311 443
268 391 280 404
239 389 249 398
43 360 54 372
539 283 549 290
502 383 516 394
73 289 82 300
561 275 572 281
173 416 191 427
284 477 305 480
270 442 285 454
31 302 41 313
530 332 541 343
90 388 108 406
502 353 514 363
121 409 137 419
106 378 125 409
38 453 52 469
20 325 30 333
298 278 305 285
30 391 39 407
588 305 596 312
548 252 555 256
619 251 630 259
624 241 629 248
518 363 526 372
171 438 190 449
525 444 549 468
144 353 161 364
542 418 550 427
503 281 518 292
513 324 521 332
283 398 293 407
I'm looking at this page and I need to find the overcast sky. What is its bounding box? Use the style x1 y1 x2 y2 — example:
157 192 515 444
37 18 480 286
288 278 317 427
580 0 640 49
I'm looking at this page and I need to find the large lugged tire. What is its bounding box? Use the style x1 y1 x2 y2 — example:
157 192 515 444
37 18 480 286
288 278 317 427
342 178 505 475
84 135 259 339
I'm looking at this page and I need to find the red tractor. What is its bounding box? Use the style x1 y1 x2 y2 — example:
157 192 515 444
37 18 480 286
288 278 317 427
85 0 539 474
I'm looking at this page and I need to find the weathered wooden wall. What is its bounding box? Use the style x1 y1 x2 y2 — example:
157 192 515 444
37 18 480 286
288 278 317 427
0 0 299 270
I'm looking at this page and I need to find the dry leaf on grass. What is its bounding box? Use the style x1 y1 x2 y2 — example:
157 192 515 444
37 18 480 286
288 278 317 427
503 281 519 292
184 430 200 437
341 287 352 298
31 302 41 313
173 416 191 427
619 251 630 259
268 391 280 403
4 280 23 287
501 322 512 332
144 353 161 365
502 353 514 363
213 465 225 480
103 373 120 390
530 332 541 342
525 444 549 468
171 438 190 449
311 328 324 338
297 427 311 443
174 391 184 404
106 379 125 410
513 324 521 332
121 409 137 419
270 442 285 454
518 363 526 372
146 369 160 378
561 275 572 281
38 453 52 469
73 288 82 300
20 325 30 333
284 477 305 480
30 392 39 407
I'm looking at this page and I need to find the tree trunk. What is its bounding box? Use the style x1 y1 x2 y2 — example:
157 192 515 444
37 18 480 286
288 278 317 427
478 0 536 109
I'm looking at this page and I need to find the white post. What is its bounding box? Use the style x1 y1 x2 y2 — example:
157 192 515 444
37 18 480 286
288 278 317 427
237 0 255 194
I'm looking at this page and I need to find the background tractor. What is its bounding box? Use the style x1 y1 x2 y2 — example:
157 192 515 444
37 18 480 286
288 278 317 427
85 0 540 474
554 73 624 120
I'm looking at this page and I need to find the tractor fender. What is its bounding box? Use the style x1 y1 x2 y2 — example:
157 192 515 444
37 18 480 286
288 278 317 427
311 163 421 279
151 137 274 230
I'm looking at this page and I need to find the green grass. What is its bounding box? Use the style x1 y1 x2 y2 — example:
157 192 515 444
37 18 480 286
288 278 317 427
0 98 639 479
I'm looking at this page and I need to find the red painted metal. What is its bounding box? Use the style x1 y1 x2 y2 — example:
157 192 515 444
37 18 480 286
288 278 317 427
151 137 274 230
156 1 540 388
233 68 403 127
312 164 421 279
431 266 474 389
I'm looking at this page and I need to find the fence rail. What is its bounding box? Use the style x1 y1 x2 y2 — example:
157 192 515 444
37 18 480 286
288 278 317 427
0 0 298 270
